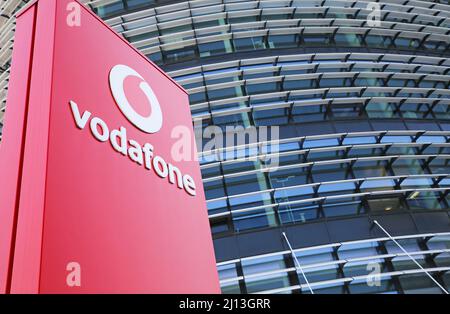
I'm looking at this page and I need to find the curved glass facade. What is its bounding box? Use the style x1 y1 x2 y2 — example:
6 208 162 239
1 0 450 294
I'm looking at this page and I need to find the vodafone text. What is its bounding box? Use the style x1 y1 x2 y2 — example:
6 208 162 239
69 100 197 196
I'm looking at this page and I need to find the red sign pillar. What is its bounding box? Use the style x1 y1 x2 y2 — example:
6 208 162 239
0 0 220 294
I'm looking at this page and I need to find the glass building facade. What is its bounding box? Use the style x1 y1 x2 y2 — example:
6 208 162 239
1 0 450 293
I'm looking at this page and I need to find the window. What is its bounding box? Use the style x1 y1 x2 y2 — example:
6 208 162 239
208 86 243 101
386 239 431 271
269 168 308 188
242 255 289 293
218 263 241 293
312 163 350 182
211 218 231 234
367 197 405 213
163 46 196 63
323 198 364 217
268 35 298 48
349 277 398 294
225 173 268 196
233 37 266 52
391 159 426 176
233 207 278 231
204 180 226 199
399 274 445 294
352 160 388 178
339 241 380 260
365 35 392 48
303 264 341 283
199 40 232 57
283 79 315 90
406 191 448 211
302 34 330 46
96 1 125 18
246 81 280 95
230 191 272 210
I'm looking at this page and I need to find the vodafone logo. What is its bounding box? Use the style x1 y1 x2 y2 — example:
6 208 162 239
109 64 163 134
67 65 197 196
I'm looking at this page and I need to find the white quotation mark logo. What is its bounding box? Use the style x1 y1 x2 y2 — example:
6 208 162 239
109 65 163 134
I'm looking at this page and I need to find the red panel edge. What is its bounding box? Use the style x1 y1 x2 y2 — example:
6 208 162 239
9 0 58 294
16 0 39 18
72 0 188 95
0 7 37 293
